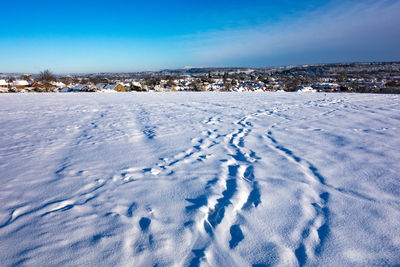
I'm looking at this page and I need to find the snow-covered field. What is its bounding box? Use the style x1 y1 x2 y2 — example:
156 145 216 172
0 92 399 266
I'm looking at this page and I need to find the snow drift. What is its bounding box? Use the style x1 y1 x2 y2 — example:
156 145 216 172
0 92 399 266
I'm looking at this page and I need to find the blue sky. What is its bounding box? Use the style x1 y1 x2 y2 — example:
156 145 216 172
1 0 399 73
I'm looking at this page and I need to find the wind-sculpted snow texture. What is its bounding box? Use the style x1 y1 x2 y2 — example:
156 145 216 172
1 92 400 266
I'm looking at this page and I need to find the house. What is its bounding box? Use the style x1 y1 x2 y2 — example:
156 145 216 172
131 81 141 88
29 81 44 90
253 84 263 91
51 81 66 88
212 83 224 91
96 83 106 90
69 84 88 92
154 85 164 92
103 83 126 92
0 79 8 93
314 83 339 92
235 86 246 92
59 87 71 93
0 79 8 88
13 80 29 89
297 85 317 93
30 81 42 88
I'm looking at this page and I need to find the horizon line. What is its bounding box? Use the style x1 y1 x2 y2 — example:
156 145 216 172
1 60 399 76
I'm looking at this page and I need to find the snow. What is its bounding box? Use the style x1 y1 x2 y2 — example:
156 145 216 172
0 92 399 266
104 83 119 90
51 81 66 88
13 80 29 86
297 86 316 93
96 83 106 89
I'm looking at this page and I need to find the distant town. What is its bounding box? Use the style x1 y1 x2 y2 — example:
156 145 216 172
1 62 399 94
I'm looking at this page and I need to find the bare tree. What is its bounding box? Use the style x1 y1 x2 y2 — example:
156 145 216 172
166 75 176 87
59 76 72 85
89 76 104 84
189 80 205 91
7 77 15 91
222 81 232 91
7 76 15 83
223 72 229 82
282 76 302 92
337 71 347 83
20 74 32 81
38 69 56 82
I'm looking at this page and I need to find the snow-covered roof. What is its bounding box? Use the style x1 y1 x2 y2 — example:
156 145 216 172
51 81 66 87
131 81 141 87
70 84 87 90
104 84 118 89
13 80 29 86
315 83 339 88
96 83 106 89
59 87 71 92
0 79 7 86
297 86 316 93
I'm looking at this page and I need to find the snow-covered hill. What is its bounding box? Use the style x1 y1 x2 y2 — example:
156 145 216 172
0 92 399 266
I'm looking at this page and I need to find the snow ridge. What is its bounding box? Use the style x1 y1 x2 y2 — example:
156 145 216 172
1 93 400 266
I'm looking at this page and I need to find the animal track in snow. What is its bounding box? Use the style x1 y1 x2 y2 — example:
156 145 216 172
116 128 221 182
265 130 330 266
